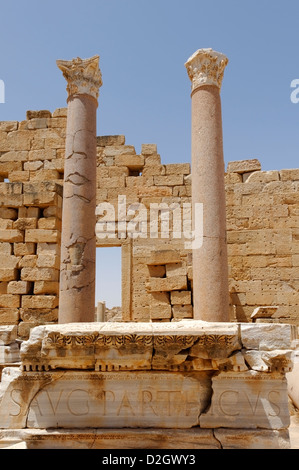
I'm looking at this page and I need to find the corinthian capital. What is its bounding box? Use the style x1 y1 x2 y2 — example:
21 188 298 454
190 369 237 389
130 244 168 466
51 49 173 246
57 55 103 101
185 48 228 92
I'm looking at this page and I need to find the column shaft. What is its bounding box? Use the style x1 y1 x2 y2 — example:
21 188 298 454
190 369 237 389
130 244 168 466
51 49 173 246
59 94 97 323
57 56 102 323
185 49 229 322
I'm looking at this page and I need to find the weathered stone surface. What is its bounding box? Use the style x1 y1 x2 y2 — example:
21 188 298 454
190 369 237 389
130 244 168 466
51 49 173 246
214 428 290 449
240 323 296 350
0 428 221 449
0 325 17 345
227 159 262 174
199 371 290 430
0 368 211 430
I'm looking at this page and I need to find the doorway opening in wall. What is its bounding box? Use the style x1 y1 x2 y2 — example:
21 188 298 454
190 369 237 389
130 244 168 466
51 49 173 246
95 246 122 322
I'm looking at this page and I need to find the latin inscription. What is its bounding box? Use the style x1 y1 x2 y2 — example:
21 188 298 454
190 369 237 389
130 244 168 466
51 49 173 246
24 372 211 429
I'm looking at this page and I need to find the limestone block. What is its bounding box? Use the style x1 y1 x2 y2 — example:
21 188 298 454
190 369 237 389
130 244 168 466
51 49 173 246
154 175 184 186
144 154 161 165
0 269 18 282
0 283 7 294
0 208 18 220
22 295 58 309
280 169 299 181
147 275 187 292
0 309 19 324
172 305 193 319
171 291 191 305
13 243 35 256
0 325 17 345
52 108 68 118
23 191 61 207
240 323 296 350
36 254 60 269
150 292 170 305
199 371 289 430
24 161 44 171
0 162 22 175
0 294 20 308
0 343 19 363
7 281 32 295
0 255 20 268
227 159 261 174
25 229 60 243
99 176 126 189
9 171 30 182
142 165 165 177
0 230 23 243
166 263 187 277
97 135 125 147
126 175 153 187
13 218 37 230
246 170 280 183
0 219 13 229
21 268 59 282
36 243 60 255
114 154 144 169
28 149 56 161
165 163 190 175
30 170 60 181
26 110 51 120
107 166 129 177
147 250 181 265
150 304 172 319
33 281 59 295
141 144 157 155
20 308 58 324
0 121 18 132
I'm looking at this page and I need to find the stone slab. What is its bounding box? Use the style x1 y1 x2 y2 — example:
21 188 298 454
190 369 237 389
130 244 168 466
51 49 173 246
0 368 212 430
214 428 290 449
0 428 220 449
199 371 290 430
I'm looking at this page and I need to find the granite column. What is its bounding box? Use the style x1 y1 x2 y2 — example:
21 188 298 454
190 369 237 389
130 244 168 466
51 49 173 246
185 48 229 322
57 56 102 323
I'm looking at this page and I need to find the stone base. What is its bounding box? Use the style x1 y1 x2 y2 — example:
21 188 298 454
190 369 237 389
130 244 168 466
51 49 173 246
0 428 291 449
0 320 296 450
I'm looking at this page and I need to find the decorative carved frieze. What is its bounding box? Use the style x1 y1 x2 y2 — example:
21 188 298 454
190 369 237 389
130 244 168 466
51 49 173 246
19 321 296 374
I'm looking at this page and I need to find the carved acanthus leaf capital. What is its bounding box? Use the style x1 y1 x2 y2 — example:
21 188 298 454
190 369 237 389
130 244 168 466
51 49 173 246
57 55 103 101
185 48 228 92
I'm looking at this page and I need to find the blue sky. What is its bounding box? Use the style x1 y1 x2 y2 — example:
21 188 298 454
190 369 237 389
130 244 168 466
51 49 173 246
1 0 299 307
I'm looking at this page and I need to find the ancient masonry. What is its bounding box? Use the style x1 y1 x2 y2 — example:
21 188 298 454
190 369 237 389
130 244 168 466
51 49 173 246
0 114 299 335
0 50 298 449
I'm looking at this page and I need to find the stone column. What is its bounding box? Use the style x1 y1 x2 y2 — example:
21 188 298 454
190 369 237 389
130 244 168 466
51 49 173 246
57 56 102 323
185 48 229 322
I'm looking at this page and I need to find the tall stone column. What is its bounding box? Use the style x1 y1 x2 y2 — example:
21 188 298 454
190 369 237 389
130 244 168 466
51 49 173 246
185 48 229 322
57 56 102 323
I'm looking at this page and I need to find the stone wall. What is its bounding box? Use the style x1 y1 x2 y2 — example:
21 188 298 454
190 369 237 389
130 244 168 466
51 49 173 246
0 108 298 337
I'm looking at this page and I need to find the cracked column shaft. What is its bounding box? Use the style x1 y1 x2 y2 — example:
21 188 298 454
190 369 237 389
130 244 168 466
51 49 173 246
185 48 229 322
57 55 102 323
